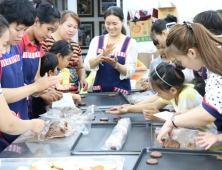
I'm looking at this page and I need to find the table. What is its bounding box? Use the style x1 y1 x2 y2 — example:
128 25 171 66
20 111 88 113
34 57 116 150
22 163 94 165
0 71 149 169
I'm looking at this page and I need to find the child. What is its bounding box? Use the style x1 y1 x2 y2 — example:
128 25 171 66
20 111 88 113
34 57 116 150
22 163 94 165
48 41 81 99
106 62 202 116
141 39 170 91
142 62 203 121
32 51 81 118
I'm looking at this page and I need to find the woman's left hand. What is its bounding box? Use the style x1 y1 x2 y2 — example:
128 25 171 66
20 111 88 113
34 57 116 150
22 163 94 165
194 132 218 150
99 55 118 67
80 79 88 91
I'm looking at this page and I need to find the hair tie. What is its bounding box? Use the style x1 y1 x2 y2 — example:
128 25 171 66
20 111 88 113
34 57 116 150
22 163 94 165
171 63 176 68
183 21 193 31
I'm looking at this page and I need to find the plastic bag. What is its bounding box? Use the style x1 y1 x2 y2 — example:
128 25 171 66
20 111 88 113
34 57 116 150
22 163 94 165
155 127 203 150
101 118 131 151
126 90 156 104
40 107 82 120
15 105 97 142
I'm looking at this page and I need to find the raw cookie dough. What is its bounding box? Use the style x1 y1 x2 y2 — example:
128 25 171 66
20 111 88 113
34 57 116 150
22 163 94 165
150 151 162 158
108 93 116 97
100 117 109 121
78 102 87 106
114 116 121 122
146 159 158 165
163 139 180 149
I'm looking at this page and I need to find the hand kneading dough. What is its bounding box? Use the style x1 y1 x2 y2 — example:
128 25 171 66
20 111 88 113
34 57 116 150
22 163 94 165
103 164 117 170
16 167 29 170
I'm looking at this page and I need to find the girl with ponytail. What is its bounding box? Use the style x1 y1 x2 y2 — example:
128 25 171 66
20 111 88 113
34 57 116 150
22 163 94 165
157 22 222 150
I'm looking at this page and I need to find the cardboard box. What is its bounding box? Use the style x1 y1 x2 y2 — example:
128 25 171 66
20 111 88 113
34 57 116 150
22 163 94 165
158 2 178 19
129 19 152 43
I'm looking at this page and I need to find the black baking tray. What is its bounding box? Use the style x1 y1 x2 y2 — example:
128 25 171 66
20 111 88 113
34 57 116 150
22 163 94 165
132 147 222 170
71 122 152 155
90 109 163 124
78 92 130 109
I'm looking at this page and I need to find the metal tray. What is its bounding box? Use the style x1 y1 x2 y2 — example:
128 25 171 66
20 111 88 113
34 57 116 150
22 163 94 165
128 89 145 94
133 147 222 170
71 123 152 155
0 156 125 170
78 92 130 110
90 109 163 124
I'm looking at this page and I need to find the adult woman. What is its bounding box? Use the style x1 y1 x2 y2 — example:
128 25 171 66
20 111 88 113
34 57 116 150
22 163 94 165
84 6 138 94
43 10 88 93
157 22 222 149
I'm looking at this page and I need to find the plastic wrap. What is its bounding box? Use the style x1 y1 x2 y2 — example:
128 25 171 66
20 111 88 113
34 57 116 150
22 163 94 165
15 105 97 143
40 107 82 120
155 127 203 150
126 90 156 104
101 118 131 151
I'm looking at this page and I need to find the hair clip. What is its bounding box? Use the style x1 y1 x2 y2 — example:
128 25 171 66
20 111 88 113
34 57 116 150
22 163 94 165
171 63 176 68
183 21 193 31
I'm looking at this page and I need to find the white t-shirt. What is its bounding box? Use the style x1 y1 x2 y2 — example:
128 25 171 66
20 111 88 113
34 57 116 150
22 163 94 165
84 36 138 80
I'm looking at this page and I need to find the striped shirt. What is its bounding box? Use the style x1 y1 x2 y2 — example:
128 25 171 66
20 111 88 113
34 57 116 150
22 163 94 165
42 36 82 69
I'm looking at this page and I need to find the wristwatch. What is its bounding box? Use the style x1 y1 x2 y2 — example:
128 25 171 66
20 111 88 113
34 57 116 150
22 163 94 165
113 63 119 69
171 116 177 128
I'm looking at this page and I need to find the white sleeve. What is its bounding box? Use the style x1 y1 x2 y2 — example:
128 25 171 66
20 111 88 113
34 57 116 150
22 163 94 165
120 38 138 80
84 36 100 71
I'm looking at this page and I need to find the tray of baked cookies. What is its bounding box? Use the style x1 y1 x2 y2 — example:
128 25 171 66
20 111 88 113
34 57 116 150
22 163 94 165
132 147 222 170
0 156 124 170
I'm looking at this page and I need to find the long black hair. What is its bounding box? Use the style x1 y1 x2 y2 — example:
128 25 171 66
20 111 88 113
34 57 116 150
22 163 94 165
0 15 9 38
49 40 73 58
0 0 36 27
150 62 185 91
40 52 58 77
151 14 177 37
104 6 126 35
193 10 222 35
34 1 60 24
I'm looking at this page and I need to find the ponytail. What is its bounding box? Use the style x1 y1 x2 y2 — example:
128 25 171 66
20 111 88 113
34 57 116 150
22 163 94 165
166 22 222 76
